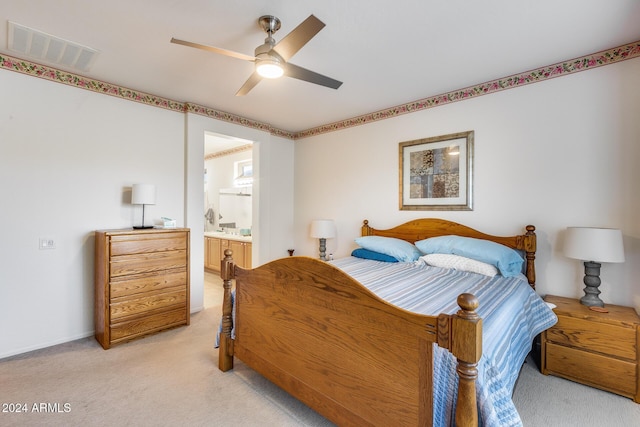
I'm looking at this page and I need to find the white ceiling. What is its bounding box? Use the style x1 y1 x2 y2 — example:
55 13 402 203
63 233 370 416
2 1 639 134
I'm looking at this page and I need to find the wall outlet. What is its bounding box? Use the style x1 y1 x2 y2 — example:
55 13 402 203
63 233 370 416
39 238 56 250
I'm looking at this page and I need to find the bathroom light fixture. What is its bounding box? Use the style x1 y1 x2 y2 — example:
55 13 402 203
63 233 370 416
310 219 336 261
564 226 625 307
131 184 156 229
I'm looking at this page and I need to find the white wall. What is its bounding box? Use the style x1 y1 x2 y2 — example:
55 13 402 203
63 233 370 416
294 57 640 311
252 133 296 264
0 71 185 358
0 72 296 358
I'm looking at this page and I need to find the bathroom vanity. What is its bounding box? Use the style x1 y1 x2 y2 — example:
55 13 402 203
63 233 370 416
205 231 252 271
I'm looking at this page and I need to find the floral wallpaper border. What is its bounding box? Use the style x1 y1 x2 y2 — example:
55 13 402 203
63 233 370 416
184 103 294 139
0 51 294 139
0 53 186 113
294 40 640 139
205 143 253 160
2 40 639 140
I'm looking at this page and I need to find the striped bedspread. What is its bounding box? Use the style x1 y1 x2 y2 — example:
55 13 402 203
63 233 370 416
329 256 557 427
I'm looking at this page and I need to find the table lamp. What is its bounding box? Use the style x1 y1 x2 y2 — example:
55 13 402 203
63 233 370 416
310 219 336 261
564 227 625 307
132 184 156 229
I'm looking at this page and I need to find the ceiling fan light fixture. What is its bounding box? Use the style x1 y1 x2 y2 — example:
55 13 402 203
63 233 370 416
256 56 284 79
172 14 341 95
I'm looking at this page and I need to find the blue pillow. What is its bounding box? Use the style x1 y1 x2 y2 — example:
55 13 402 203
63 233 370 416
354 236 422 262
351 248 399 263
414 235 524 277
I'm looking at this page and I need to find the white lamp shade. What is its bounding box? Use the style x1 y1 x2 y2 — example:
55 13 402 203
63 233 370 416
310 219 336 239
131 184 157 205
564 227 625 263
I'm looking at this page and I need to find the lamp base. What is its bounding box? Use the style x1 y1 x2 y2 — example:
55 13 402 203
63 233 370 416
133 204 154 230
580 261 604 307
318 238 327 261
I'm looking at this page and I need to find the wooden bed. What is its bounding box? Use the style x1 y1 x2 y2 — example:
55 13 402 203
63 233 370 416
218 218 537 427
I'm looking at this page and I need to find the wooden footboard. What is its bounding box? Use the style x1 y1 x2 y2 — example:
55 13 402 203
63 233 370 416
218 251 482 427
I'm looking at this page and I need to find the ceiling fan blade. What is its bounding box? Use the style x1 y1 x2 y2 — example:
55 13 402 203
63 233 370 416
170 37 256 62
235 72 263 96
272 15 325 62
283 63 342 90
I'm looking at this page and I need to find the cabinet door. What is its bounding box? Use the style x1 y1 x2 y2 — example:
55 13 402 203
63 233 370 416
204 237 211 269
228 240 246 268
211 238 221 269
245 242 252 269
206 237 222 271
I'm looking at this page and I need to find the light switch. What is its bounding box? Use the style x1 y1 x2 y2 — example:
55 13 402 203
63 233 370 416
39 238 56 249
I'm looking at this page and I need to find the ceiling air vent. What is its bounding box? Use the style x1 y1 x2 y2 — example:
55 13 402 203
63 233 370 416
7 21 99 72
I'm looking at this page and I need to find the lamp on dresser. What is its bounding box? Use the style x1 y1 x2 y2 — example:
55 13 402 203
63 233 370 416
563 226 625 307
131 184 156 229
310 219 336 261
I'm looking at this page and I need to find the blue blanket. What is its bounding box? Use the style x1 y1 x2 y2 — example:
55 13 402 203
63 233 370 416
330 257 557 427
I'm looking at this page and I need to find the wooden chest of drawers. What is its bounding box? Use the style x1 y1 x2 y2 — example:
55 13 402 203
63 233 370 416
94 228 190 349
541 295 640 402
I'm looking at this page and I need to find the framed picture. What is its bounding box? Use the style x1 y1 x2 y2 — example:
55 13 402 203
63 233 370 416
399 131 474 211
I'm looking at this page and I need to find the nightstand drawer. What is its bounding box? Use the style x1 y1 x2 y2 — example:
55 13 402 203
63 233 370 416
546 342 637 397
546 315 637 360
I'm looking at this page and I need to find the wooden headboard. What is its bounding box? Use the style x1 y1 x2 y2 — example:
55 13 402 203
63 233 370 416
361 218 537 288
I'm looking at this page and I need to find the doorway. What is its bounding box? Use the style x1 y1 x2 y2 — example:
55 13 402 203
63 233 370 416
204 132 254 232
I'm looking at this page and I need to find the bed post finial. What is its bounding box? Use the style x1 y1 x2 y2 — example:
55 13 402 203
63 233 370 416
524 225 536 288
219 249 235 372
362 219 372 236
452 293 481 427
456 293 479 317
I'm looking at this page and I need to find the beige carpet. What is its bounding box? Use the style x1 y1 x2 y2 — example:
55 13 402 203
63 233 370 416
1 272 638 426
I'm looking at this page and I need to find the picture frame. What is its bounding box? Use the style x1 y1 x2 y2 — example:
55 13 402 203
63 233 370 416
399 130 474 211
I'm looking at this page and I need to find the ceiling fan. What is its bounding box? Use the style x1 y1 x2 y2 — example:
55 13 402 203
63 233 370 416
171 14 343 96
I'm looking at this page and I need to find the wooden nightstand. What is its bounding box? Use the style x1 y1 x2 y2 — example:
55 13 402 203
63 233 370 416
541 295 640 403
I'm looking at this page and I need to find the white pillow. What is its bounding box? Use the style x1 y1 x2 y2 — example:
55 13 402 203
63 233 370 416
419 253 498 277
